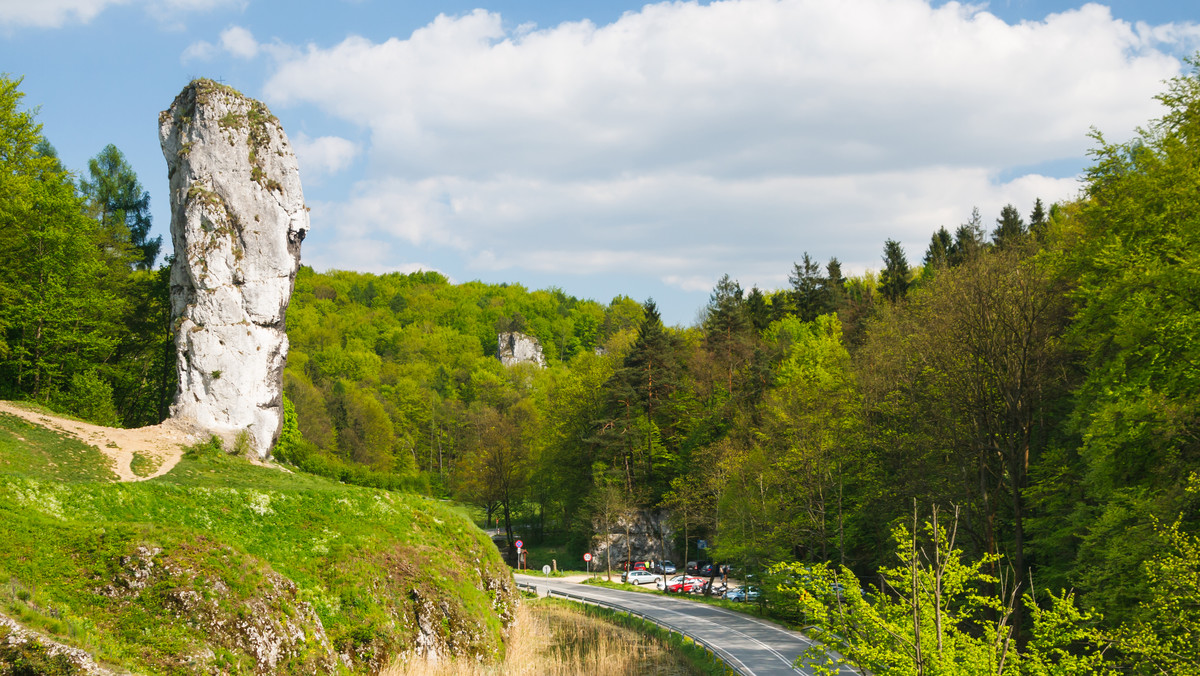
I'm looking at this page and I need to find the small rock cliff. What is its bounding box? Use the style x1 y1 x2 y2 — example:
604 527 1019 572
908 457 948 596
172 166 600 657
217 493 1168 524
159 79 308 458
497 332 546 368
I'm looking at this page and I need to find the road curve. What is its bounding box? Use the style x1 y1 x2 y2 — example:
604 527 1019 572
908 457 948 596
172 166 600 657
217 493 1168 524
515 574 858 676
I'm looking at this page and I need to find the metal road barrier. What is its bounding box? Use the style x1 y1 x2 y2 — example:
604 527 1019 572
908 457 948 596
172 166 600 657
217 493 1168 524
516 580 751 675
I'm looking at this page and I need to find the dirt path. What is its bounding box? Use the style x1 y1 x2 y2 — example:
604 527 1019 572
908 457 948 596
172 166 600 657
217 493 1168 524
0 401 199 482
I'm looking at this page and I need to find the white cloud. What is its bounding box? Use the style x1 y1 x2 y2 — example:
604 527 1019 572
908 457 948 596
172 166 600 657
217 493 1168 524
220 25 258 58
260 0 1195 313
181 39 217 62
0 0 129 28
183 25 299 64
0 0 242 28
292 133 360 180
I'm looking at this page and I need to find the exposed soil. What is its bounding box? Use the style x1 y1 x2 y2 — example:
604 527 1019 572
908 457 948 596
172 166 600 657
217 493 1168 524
0 401 197 482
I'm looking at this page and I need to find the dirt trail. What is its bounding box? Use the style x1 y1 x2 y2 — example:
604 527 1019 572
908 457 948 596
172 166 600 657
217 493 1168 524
0 401 200 482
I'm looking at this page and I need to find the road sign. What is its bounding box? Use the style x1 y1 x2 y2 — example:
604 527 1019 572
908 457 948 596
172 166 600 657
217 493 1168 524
583 553 593 562
515 540 523 549
542 564 551 576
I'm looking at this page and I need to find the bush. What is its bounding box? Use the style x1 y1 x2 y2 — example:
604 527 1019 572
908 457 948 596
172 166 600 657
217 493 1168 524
51 371 119 427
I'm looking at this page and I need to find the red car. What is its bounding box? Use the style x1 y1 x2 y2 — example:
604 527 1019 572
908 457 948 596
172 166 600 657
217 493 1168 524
620 561 649 572
658 575 706 593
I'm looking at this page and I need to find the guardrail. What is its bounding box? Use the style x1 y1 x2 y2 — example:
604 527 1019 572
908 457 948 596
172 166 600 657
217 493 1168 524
516 581 750 675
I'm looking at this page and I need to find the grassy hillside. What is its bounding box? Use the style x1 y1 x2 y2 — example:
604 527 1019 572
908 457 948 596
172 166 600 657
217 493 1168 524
0 411 516 674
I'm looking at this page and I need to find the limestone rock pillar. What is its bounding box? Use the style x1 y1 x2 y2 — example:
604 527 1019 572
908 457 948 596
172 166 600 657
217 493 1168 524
159 79 308 458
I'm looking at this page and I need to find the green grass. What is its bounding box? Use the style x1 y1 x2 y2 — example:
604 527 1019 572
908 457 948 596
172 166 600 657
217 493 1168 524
0 432 516 674
0 412 116 482
128 452 161 478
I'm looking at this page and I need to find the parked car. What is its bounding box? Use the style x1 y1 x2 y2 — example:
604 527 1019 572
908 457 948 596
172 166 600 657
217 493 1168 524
724 585 761 602
621 570 657 585
685 560 711 575
652 560 676 575
659 575 706 593
620 561 649 572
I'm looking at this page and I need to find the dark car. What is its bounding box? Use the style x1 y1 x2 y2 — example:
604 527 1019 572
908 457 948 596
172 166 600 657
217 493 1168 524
685 560 711 575
652 560 676 574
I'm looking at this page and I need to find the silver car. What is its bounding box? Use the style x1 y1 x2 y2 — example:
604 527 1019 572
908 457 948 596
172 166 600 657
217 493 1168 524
622 570 658 585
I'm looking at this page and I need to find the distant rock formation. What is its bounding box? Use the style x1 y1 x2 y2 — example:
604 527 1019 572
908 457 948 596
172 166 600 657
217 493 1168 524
159 79 308 459
497 331 546 367
592 510 677 565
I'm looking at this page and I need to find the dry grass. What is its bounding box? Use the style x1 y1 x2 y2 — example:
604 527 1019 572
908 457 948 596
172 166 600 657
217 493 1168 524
386 599 698 676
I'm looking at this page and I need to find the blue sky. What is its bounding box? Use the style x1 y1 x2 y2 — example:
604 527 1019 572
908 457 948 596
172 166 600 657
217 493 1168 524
2 0 1198 326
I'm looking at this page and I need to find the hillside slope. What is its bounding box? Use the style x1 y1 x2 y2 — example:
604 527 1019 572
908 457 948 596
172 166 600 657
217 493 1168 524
0 405 516 674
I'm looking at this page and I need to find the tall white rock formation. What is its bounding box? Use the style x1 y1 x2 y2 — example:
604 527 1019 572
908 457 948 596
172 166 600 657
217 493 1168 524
497 332 546 368
159 79 308 458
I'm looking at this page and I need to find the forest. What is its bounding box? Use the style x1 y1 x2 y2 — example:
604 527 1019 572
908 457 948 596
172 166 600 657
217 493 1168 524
2 59 1199 673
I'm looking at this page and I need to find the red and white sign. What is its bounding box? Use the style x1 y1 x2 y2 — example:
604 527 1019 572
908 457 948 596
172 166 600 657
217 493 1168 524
514 540 523 549
583 553 593 562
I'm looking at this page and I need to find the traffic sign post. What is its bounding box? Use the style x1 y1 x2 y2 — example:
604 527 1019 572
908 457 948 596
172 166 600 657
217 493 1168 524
542 564 551 577
514 540 524 570
584 552 593 578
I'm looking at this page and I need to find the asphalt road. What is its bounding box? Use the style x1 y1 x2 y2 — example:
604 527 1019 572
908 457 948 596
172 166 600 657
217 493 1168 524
514 574 859 676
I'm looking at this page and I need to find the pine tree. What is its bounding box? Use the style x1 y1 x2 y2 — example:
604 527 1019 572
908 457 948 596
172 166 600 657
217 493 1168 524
949 207 986 266
991 203 1027 249
1029 197 1048 241
789 253 825 321
879 239 910 303
80 144 161 269
923 227 953 268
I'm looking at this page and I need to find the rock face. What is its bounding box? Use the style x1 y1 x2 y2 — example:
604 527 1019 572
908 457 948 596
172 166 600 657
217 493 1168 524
497 331 546 367
592 509 677 566
159 80 308 458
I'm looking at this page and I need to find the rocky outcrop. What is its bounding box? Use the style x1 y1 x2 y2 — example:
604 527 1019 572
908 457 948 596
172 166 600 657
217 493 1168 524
159 79 308 458
98 541 338 674
497 332 546 368
592 509 676 565
1 615 117 675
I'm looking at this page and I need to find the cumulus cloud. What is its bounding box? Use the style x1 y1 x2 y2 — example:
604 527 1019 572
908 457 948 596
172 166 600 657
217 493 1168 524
260 0 1195 311
220 25 258 58
183 25 300 63
292 133 360 180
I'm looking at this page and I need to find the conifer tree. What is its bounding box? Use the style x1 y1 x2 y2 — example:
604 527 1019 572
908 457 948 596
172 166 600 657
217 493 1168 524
789 253 825 321
879 239 911 303
81 143 161 269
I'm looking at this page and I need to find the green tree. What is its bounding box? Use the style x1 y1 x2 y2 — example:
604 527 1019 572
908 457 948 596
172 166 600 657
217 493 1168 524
787 508 1115 676
457 403 533 547
818 257 848 317
949 207 986 266
80 143 161 269
1116 475 1200 675
992 203 1027 249
1052 58 1200 624
924 227 953 269
1029 198 1048 241
0 75 126 407
789 253 825 321
879 239 911 303
594 300 679 496
702 274 752 396
745 286 772 332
